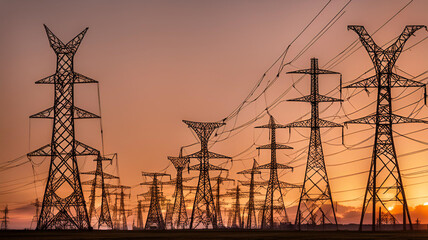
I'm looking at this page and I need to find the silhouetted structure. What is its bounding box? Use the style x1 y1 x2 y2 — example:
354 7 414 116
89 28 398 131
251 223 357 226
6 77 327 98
211 176 234 228
344 25 428 231
0 206 8 230
81 154 119 229
167 150 191 229
30 198 40 229
238 159 261 229
229 184 244 228
286 58 342 229
136 200 144 230
141 172 170 230
27 25 100 230
109 185 131 230
183 120 231 229
255 115 293 229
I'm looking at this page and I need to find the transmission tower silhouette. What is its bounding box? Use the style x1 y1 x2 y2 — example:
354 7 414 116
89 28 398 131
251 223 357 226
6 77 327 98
211 175 234 228
167 150 191 229
238 159 261 229
30 198 40 229
135 200 144 230
285 58 342 229
183 120 231 229
0 206 8 230
109 185 131 230
141 172 170 230
27 25 100 230
344 25 428 231
81 154 119 229
228 184 246 229
255 115 293 229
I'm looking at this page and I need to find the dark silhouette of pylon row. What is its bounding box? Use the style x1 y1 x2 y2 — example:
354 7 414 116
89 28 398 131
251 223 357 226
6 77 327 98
25 24 428 231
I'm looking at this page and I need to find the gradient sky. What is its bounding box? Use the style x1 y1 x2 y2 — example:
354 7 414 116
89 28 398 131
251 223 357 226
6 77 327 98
2 0 428 229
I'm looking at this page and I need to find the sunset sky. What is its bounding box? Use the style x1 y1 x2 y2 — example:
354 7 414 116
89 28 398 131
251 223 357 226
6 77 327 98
2 0 428 229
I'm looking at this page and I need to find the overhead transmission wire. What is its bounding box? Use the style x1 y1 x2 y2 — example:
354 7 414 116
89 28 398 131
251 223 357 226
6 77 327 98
214 1 351 141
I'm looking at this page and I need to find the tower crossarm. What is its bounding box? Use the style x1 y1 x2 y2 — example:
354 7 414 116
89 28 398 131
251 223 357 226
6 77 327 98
30 106 99 119
287 68 340 75
344 73 425 89
255 123 288 129
256 143 293 150
36 72 98 84
288 94 342 103
237 169 261 175
141 172 171 179
284 118 342 128
184 150 231 160
345 113 428 125
255 162 293 170
27 140 99 157
80 171 118 179
188 163 227 171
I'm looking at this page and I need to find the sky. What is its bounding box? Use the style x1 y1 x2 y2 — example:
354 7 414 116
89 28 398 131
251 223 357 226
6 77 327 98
2 0 428 229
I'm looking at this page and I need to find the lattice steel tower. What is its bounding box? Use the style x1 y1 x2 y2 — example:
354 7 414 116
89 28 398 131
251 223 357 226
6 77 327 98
238 159 261 229
27 25 100 230
81 155 119 229
255 115 293 229
285 58 342 229
167 150 191 229
211 175 234 228
141 172 170 230
183 120 231 229
344 25 427 231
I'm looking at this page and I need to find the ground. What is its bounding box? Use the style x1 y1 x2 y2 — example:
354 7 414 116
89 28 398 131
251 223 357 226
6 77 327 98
1 230 428 240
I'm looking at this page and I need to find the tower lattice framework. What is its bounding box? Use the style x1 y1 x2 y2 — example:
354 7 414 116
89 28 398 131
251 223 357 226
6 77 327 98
285 58 342 229
167 150 191 229
211 176 234 228
238 159 261 229
27 25 100 230
141 172 170 230
255 115 293 229
109 185 131 230
344 25 427 231
183 120 231 229
81 154 119 229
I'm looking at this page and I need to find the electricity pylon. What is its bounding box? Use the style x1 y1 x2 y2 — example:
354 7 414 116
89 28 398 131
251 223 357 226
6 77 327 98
210 176 234 228
255 115 293 229
81 154 119 229
135 200 144 230
0 206 8 230
27 25 100 230
141 172 170 230
238 159 261 229
108 185 131 230
285 58 342 229
167 150 191 229
30 199 40 229
183 120 231 229
344 25 428 231
229 184 245 229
